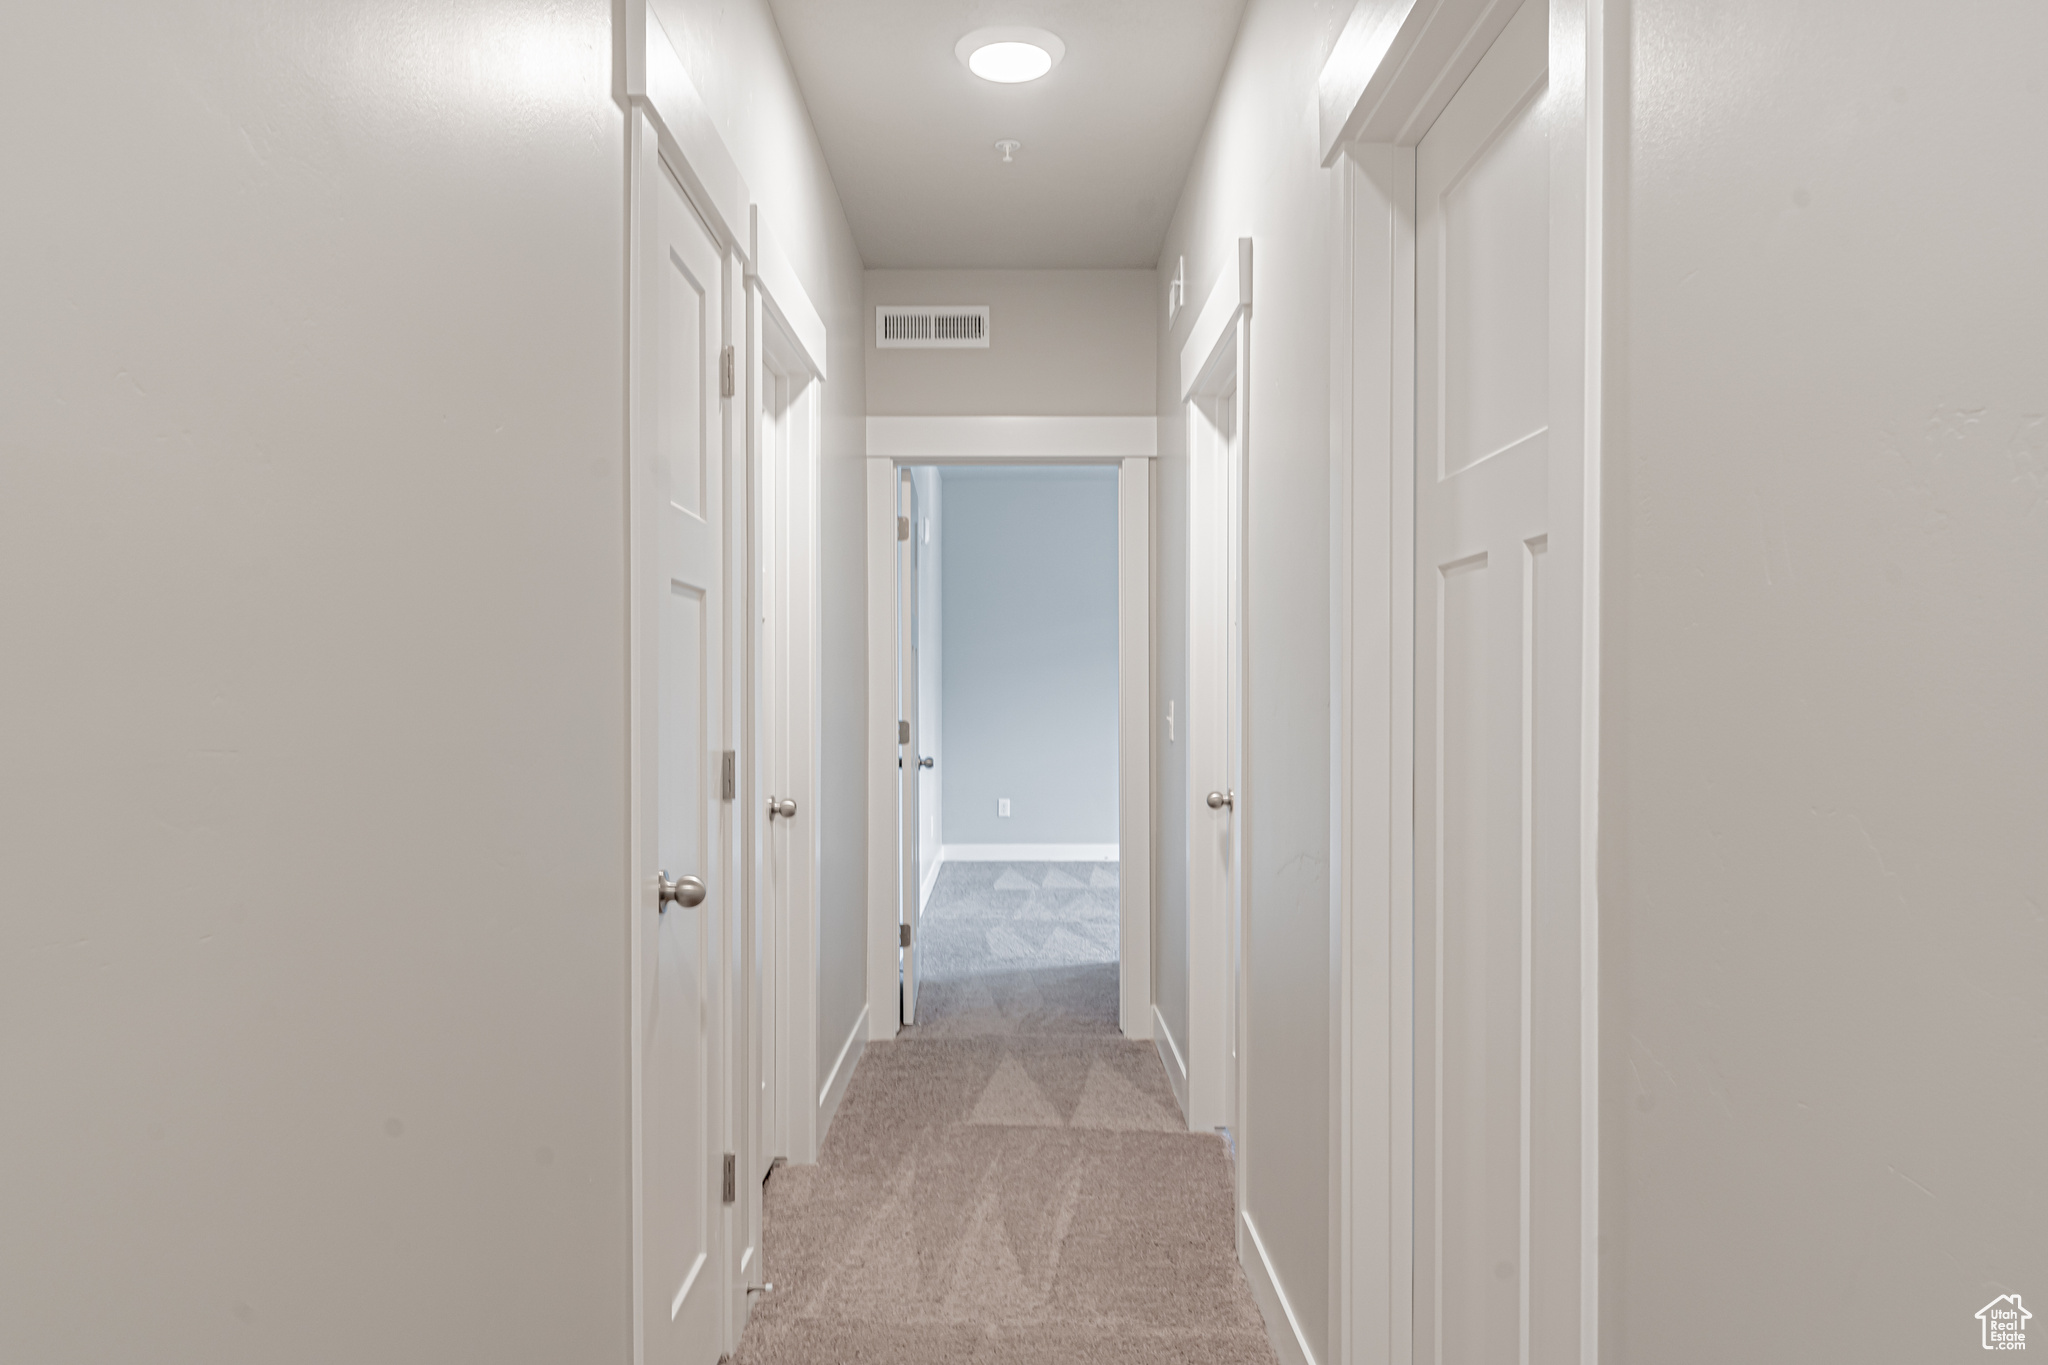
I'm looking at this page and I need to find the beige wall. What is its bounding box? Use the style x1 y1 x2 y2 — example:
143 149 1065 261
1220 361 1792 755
866 270 1157 415
1154 3 1355 1361
1604 0 2048 1357
0 2 861 1358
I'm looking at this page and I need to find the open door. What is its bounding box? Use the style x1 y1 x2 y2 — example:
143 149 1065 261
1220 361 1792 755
898 469 925 1025
632 115 730 1365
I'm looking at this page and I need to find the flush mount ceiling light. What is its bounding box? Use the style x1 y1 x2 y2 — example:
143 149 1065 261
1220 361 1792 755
956 27 1065 84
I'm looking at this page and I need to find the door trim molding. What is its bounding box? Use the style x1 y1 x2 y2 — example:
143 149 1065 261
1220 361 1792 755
749 206 827 382
866 415 1155 461
1179 239 1253 401
863 454 1155 1042
1324 1 1610 1361
1317 0 1525 162
1328 140 1417 1365
623 0 749 261
627 105 657 1365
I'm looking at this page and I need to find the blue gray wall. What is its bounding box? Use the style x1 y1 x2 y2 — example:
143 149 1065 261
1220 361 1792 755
940 466 1120 846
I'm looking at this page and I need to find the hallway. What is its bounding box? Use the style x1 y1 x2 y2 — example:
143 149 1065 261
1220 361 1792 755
5 1 2045 1362
737 864 1276 1364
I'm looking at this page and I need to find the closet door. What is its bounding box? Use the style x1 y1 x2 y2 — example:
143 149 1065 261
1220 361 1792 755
1411 1 1553 1361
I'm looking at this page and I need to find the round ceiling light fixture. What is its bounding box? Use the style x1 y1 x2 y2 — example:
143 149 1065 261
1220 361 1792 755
956 27 1065 84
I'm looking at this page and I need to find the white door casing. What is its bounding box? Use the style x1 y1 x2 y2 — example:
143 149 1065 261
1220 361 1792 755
631 112 730 1365
1180 240 1252 1140
862 422 1156 1048
1116 456 1154 1041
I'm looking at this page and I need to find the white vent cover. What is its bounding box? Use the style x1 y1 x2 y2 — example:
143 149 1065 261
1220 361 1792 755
876 305 991 349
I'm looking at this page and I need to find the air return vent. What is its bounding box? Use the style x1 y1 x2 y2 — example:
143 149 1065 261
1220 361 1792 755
876 305 991 349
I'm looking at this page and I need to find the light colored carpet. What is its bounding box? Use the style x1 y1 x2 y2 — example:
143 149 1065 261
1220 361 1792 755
734 861 1280 1365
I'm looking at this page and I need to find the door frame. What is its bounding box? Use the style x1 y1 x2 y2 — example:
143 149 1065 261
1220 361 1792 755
863 417 1156 1043
743 204 828 1186
1178 239 1252 1151
1320 0 1612 1361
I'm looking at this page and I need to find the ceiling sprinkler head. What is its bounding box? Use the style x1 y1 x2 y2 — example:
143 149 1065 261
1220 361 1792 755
995 139 1021 163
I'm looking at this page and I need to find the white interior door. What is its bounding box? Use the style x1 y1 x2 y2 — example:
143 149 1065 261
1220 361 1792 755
1186 323 1247 1137
1224 391 1244 1144
897 470 923 1025
635 132 728 1365
755 328 823 1167
754 362 783 1180
1412 2 1551 1362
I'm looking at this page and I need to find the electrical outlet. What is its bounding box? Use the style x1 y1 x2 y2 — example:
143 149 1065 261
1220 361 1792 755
998 798 1010 818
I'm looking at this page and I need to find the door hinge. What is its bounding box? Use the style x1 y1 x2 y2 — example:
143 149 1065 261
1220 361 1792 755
897 515 910 541
722 1152 737 1204
898 719 910 745
720 345 736 398
721 750 736 801
900 922 911 949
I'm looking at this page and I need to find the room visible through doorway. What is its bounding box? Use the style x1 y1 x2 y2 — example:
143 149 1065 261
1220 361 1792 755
898 463 1124 1032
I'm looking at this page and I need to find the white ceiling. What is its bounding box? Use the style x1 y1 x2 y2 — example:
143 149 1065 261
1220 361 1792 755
767 0 1249 269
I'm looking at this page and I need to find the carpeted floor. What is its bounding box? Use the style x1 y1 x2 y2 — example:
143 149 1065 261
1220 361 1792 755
734 860 1280 1365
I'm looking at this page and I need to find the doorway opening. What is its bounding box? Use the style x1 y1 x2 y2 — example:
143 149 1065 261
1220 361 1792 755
896 464 1125 1034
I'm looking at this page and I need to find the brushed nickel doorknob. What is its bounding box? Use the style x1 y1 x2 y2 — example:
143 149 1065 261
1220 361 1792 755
767 796 797 819
1206 789 1236 810
658 871 707 909
918 756 933 769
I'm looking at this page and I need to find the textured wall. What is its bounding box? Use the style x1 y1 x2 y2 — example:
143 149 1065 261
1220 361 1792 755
940 466 1122 846
1604 0 2048 1357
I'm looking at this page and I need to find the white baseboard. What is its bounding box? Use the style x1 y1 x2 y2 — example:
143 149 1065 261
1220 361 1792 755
817 1004 867 1146
1153 1004 1189 1122
939 842 1120 862
1241 1210 1318 1365
919 852 942 913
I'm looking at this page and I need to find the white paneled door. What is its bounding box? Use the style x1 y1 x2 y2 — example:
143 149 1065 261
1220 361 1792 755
1412 1 1556 1362
635 130 728 1365
898 470 924 1025
1185 301 1248 1140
